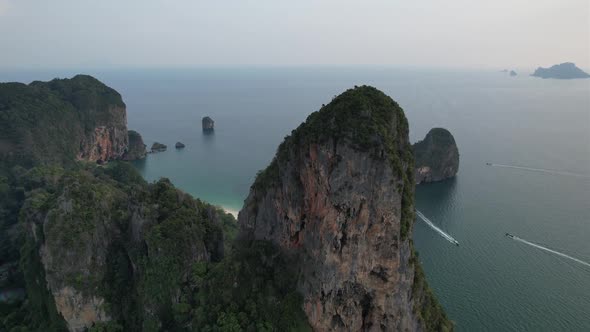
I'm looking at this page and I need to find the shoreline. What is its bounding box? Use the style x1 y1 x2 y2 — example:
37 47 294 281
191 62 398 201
221 206 239 218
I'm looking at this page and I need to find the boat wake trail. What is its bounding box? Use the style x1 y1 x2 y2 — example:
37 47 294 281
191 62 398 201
507 234 590 268
416 210 459 246
487 163 590 178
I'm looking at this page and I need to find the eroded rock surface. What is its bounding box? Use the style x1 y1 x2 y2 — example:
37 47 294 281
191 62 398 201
238 86 451 331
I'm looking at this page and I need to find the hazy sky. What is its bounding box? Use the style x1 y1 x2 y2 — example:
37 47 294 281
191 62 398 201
1 0 588 69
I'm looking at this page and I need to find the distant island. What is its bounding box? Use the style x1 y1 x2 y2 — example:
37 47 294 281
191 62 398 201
531 62 590 79
150 141 167 152
510 70 517 77
175 141 185 149
202 116 214 132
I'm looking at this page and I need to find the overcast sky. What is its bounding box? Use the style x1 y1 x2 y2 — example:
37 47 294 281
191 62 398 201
1 0 588 69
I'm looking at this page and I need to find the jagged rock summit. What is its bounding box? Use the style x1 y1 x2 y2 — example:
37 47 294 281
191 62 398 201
532 62 590 79
413 128 459 184
238 86 451 331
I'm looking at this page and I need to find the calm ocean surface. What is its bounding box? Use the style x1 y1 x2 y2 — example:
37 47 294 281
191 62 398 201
3 67 589 331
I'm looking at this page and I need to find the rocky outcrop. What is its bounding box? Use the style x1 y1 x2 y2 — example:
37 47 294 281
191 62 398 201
122 130 147 161
51 287 109 332
1 75 247 331
175 142 185 149
0 75 129 165
532 62 590 79
75 108 128 163
413 128 459 184
238 86 451 331
202 116 214 131
150 142 167 152
509 70 517 76
19 165 226 331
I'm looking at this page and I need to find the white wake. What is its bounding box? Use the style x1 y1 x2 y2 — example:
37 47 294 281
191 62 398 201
415 210 459 246
509 235 590 268
487 163 590 178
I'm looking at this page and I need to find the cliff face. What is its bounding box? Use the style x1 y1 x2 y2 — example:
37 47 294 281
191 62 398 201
413 128 459 184
18 164 226 331
75 107 128 162
122 130 147 160
238 86 451 331
0 75 128 166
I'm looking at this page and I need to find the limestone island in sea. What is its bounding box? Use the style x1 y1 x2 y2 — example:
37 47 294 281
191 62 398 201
531 62 590 79
413 128 460 184
150 142 167 152
202 116 214 132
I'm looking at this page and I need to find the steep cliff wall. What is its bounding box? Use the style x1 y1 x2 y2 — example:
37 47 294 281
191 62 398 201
413 128 459 184
17 164 226 331
0 75 128 167
238 86 451 331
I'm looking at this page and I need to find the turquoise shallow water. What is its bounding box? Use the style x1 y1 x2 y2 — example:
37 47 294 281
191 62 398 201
2 67 589 331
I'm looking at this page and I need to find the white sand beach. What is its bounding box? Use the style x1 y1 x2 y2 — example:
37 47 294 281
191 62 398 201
222 207 239 218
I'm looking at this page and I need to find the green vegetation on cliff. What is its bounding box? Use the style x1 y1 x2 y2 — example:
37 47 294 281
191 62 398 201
1 162 308 331
413 128 459 184
1 78 449 331
248 86 451 330
410 244 454 331
413 128 457 169
0 75 310 332
253 85 415 238
123 130 147 160
0 75 125 168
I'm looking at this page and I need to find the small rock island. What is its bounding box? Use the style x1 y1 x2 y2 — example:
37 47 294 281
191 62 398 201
509 70 517 76
122 130 147 160
413 128 460 184
175 142 185 149
532 62 590 79
150 142 167 152
202 116 214 132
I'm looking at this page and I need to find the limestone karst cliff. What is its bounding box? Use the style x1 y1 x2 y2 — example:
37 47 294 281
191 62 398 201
238 86 452 331
17 164 228 331
202 116 214 131
0 75 128 167
1 78 451 331
413 128 459 184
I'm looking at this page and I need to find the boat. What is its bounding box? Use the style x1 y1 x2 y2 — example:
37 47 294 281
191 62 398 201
486 162 492 166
